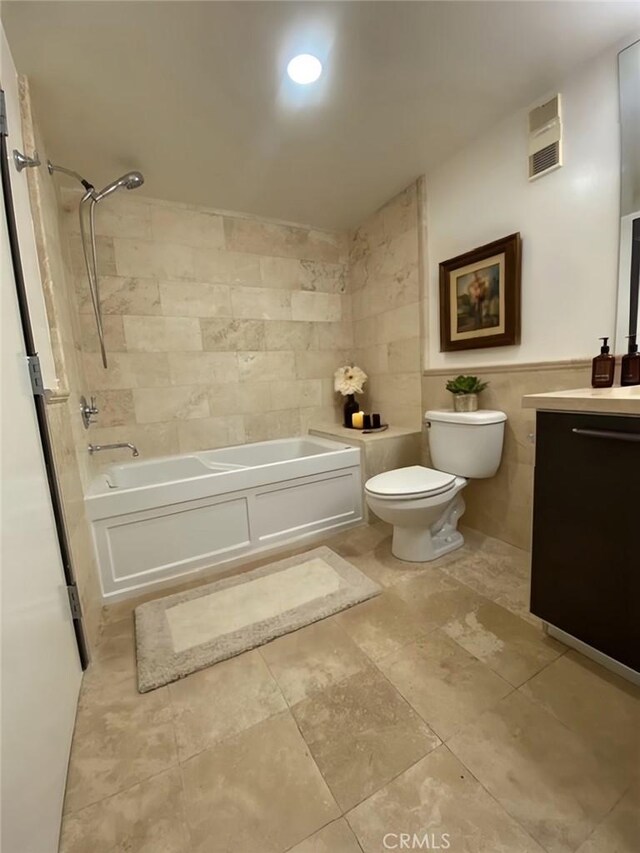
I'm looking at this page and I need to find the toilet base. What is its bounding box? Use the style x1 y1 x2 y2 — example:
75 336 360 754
388 492 466 562
391 526 464 562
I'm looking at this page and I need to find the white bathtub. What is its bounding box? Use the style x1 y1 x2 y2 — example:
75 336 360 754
85 437 363 600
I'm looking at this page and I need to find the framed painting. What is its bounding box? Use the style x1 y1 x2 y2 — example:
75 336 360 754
439 233 521 352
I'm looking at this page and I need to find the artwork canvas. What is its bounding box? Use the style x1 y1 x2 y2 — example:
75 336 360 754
439 233 521 352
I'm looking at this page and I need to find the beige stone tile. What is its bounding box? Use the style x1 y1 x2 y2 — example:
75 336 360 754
224 216 340 263
314 321 354 351
447 691 628 853
438 548 525 601
69 233 116 277
292 667 439 811
150 205 224 248
133 386 210 423
181 711 339 853
176 415 245 452
377 629 513 740
159 280 232 318
59 767 190 853
76 275 161 316
168 650 287 761
231 286 292 320
200 317 265 351
79 314 126 352
192 246 262 283
347 744 545 853
168 351 239 385
114 238 194 280
264 320 316 351
82 351 170 390
387 336 421 373
207 381 272 416
296 349 349 380
292 291 342 322
576 787 640 853
269 379 322 409
90 195 153 241
64 676 177 813
261 618 370 705
347 542 434 589
238 350 296 382
93 389 135 426
123 316 202 351
288 819 363 853
520 651 640 784
259 256 305 289
326 523 390 558
392 571 486 634
335 590 430 660
377 302 421 343
243 408 300 442
300 259 348 294
442 599 565 687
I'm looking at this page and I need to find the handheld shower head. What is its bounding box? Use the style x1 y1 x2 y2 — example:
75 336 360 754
94 171 144 202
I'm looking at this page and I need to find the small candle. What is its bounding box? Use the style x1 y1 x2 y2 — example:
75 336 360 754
363 414 372 430
351 411 364 429
372 413 381 428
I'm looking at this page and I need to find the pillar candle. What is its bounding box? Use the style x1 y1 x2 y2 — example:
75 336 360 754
351 411 364 429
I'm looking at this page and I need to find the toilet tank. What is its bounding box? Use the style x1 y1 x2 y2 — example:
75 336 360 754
425 410 507 479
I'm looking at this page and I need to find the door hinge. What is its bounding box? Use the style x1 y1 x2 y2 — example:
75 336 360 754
0 90 7 137
27 354 45 396
67 584 83 620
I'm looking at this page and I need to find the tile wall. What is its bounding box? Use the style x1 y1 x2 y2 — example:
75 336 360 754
59 191 354 468
349 182 424 429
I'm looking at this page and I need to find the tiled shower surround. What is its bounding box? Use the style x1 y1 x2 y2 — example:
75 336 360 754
60 189 358 468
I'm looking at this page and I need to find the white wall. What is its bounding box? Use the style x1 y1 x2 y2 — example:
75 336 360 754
425 44 622 368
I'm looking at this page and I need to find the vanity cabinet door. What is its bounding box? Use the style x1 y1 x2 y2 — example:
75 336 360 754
531 411 639 671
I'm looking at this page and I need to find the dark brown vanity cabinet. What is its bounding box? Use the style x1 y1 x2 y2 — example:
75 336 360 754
531 410 640 672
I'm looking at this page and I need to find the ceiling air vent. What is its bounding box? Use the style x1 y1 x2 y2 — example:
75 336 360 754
528 94 562 180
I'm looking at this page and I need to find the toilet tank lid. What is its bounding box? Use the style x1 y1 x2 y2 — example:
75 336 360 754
425 409 507 425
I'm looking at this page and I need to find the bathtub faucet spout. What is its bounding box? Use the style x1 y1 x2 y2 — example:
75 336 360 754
88 442 139 457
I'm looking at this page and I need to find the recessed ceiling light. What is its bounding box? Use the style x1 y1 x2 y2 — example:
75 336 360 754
286 54 322 85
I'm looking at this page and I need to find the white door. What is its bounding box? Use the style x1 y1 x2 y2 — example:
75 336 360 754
0 98 83 853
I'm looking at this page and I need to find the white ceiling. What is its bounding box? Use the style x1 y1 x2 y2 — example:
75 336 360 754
2 1 639 229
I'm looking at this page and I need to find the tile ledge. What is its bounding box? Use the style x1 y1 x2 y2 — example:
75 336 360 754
45 389 71 405
423 358 590 377
310 423 421 443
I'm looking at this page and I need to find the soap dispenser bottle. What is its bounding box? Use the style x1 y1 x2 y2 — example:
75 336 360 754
621 334 640 386
591 337 615 388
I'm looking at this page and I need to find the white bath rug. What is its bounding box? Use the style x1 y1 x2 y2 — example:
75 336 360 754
134 546 381 692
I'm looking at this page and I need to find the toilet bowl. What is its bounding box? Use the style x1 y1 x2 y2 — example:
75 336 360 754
366 466 467 561
364 409 506 562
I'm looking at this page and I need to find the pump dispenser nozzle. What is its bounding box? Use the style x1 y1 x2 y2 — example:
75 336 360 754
599 337 610 354
626 334 638 354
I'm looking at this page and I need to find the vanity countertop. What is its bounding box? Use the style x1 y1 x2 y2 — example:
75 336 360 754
522 387 640 416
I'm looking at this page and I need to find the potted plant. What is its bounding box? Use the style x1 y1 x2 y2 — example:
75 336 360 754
445 375 488 412
334 364 368 427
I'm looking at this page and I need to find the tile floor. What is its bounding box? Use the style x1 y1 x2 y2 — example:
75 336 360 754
59 524 639 853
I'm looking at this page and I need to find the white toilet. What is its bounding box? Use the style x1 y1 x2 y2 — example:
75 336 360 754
365 409 507 562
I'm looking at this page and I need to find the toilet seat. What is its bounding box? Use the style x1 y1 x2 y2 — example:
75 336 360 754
365 465 457 500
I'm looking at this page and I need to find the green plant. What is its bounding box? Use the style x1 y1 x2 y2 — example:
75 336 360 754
445 375 489 395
